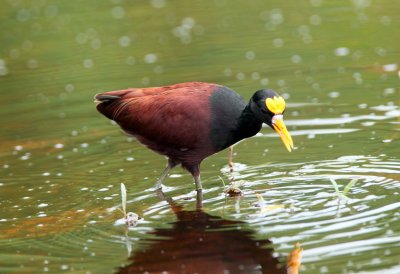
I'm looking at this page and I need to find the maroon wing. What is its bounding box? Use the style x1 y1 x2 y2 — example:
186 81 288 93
96 82 218 151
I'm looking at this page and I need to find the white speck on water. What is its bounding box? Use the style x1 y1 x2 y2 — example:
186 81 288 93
71 130 78 136
22 196 30 200
54 143 64 149
361 121 375 126
383 88 395 96
65 84 74 92
42 172 50 176
90 38 102 50
245 51 255 60
80 143 89 148
382 63 397 72
80 187 89 191
358 103 368 109
260 78 269 86
310 0 323 7
126 157 135 161
223 68 232 77
76 209 85 212
14 145 23 151
270 9 284 25
20 153 30 160
0 59 8 76
169 174 182 178
310 14 321 25
98 188 109 192
17 9 31 22
38 203 48 208
236 72 245 80
251 72 260 80
329 91 340 98
83 59 93 68
104 197 112 200
27 59 39 69
334 47 350 56
382 139 392 143
44 5 58 18
38 213 47 217
151 0 166 8
126 56 135 65
272 38 284 48
380 15 391 26
37 224 44 227
144 53 157 64
88 220 96 224
119 36 131 47
111 6 125 19
291 54 302 64
76 33 88 44
0 219 7 222
60 265 68 270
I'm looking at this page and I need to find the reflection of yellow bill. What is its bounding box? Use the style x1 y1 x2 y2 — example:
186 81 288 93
272 115 294 152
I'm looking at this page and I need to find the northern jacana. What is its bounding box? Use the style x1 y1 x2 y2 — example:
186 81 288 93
95 82 293 191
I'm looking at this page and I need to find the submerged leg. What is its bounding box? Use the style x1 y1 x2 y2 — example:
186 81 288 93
154 158 179 189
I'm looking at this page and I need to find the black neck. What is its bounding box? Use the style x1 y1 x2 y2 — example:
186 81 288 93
233 104 263 142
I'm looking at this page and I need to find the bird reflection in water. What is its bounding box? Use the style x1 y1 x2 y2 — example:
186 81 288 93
116 190 301 274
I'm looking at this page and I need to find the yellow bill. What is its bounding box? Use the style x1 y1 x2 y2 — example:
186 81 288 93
272 115 294 152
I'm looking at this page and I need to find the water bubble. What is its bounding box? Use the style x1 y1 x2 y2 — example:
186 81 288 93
10 49 20 59
334 47 350 56
83 59 94 68
272 38 284 48
65 84 74 92
22 40 33 51
42 172 50 176
126 56 135 65
90 38 102 49
38 203 48 208
20 153 31 160
270 9 284 25
224 68 232 77
380 16 391 26
44 5 58 18
0 60 8 76
251 72 260 80
27 59 39 69
310 14 321 25
144 53 157 64
260 78 269 86
291 54 302 64
182 17 195 28
150 0 166 8
126 157 134 161
310 0 323 7
76 33 88 44
17 9 31 22
383 88 395 96
14 145 23 151
111 6 125 19
245 51 255 60
118 36 131 47
236 72 245 80
80 143 89 148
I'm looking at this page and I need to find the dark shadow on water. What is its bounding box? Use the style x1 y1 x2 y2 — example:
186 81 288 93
116 190 293 274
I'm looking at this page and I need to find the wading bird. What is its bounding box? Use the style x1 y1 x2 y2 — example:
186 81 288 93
95 82 293 191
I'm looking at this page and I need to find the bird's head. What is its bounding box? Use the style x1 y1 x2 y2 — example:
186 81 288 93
250 89 294 152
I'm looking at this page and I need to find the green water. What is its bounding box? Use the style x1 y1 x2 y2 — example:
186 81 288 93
1 0 399 273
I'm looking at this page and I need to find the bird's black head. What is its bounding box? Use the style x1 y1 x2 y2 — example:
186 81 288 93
249 89 294 152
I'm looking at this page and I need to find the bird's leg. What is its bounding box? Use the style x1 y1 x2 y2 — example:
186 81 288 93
228 145 234 173
187 164 202 191
154 158 178 189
